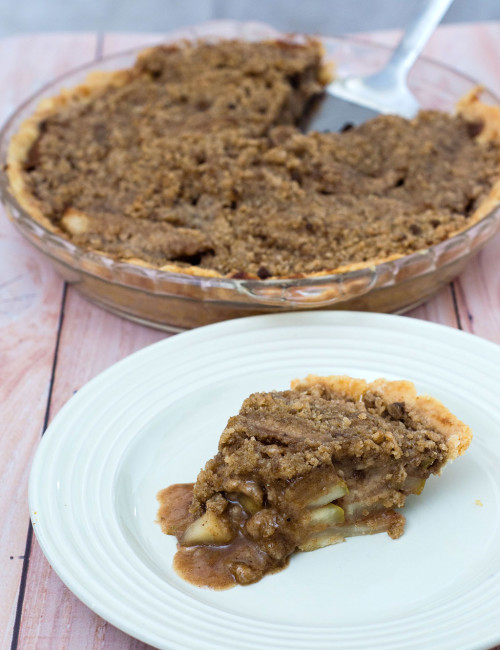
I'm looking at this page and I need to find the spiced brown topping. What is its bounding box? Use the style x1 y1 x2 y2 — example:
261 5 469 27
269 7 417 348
18 39 500 277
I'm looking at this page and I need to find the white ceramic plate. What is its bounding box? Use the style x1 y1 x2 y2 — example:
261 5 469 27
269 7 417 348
30 312 500 650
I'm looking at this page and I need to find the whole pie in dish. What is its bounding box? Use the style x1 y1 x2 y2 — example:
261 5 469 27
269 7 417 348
6 38 500 280
157 375 472 588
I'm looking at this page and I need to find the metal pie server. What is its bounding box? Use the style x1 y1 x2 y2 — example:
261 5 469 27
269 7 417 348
306 0 455 132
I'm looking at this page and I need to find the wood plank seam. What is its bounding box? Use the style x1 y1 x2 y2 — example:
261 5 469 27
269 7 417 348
9 283 68 650
9 527 33 650
450 283 463 330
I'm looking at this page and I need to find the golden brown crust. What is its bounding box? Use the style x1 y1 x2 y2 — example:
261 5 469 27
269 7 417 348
6 38 500 281
456 86 500 144
291 374 472 462
453 87 500 228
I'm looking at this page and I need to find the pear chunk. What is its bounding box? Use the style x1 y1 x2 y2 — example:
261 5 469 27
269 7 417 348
299 530 345 552
306 504 344 530
61 208 89 235
182 511 233 546
227 491 261 515
306 481 349 508
238 494 261 515
404 477 426 495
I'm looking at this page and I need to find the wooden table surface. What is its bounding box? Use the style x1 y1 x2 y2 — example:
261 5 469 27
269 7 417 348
1 21 500 650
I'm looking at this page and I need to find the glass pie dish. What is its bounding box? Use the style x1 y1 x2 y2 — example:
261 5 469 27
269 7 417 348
1 24 500 332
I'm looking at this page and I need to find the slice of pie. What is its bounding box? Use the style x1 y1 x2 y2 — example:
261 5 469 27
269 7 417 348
6 38 500 280
157 375 472 589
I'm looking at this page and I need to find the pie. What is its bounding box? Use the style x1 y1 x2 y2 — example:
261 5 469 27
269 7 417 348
6 38 500 280
157 375 472 588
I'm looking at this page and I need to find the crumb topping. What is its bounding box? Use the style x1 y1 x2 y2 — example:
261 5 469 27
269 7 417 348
17 39 500 277
192 386 449 511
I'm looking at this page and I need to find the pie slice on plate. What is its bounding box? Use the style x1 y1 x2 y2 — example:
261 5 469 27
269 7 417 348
157 374 472 588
